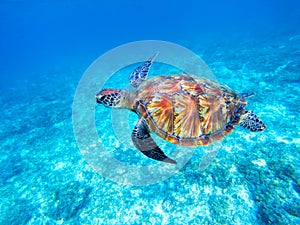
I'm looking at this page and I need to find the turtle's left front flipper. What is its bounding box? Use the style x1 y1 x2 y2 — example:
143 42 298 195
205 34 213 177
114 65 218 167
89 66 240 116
130 53 158 88
240 111 266 132
132 118 177 164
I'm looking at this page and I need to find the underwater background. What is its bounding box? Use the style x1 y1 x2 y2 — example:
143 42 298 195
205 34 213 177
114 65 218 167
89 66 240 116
1 0 300 224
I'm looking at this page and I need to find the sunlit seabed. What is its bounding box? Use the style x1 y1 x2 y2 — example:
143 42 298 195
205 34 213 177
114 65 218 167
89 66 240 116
0 37 300 224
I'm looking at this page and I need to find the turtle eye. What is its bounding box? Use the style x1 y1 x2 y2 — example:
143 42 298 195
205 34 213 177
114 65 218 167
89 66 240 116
95 94 105 103
99 95 106 102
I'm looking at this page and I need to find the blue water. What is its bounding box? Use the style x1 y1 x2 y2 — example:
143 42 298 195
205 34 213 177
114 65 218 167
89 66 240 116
1 0 300 224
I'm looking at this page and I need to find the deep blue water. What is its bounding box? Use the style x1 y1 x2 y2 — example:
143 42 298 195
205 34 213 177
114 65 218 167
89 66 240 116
1 0 300 224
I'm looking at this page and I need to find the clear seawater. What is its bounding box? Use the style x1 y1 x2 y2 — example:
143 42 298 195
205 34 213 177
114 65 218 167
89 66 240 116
1 0 300 224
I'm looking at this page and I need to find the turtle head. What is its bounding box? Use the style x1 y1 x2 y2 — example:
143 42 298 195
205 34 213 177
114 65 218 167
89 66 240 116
95 89 123 108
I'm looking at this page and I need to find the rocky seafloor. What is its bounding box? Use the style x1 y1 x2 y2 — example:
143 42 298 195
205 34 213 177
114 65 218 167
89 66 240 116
1 35 299 225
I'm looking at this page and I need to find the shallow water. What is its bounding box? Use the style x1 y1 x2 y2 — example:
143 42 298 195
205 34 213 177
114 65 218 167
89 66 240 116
1 1 300 224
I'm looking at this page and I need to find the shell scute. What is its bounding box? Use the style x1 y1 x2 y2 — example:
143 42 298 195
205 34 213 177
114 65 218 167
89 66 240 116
173 93 202 138
146 94 173 134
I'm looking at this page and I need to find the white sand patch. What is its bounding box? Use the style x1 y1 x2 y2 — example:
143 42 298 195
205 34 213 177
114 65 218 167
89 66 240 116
243 133 255 142
215 187 223 195
115 139 120 148
229 164 237 173
265 105 288 117
89 143 97 148
56 219 64 224
274 61 292 74
53 121 65 128
276 136 300 146
153 201 169 224
53 162 67 170
223 145 233 153
251 158 266 167
76 172 84 181
238 188 253 207
204 186 212 194
276 136 290 144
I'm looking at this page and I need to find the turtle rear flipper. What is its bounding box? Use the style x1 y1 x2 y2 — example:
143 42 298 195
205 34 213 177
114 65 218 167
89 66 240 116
240 111 266 132
131 118 177 164
129 52 158 88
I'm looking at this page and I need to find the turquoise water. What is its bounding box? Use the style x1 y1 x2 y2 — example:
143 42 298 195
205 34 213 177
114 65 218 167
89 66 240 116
1 1 300 224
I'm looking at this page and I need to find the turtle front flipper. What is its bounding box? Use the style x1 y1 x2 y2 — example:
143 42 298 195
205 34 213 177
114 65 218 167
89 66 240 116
131 118 177 164
240 111 266 132
129 53 158 88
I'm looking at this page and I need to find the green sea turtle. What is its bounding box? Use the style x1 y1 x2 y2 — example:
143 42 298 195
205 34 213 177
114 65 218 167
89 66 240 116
95 53 266 164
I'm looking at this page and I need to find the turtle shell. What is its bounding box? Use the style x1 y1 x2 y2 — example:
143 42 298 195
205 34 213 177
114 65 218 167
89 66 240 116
134 74 246 146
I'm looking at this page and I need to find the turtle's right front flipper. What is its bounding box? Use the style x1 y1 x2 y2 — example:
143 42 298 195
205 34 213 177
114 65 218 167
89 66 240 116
131 118 177 164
